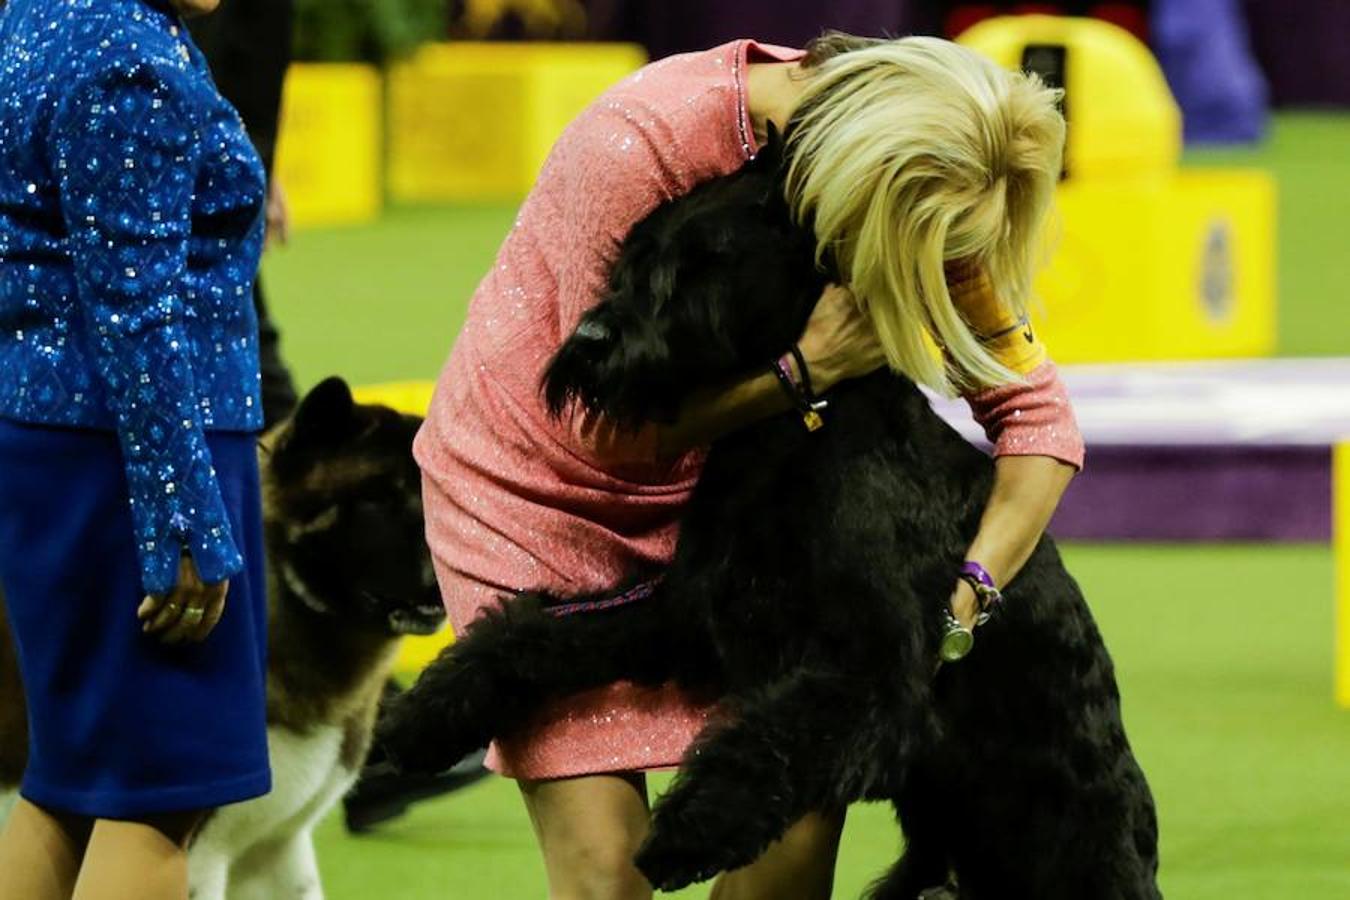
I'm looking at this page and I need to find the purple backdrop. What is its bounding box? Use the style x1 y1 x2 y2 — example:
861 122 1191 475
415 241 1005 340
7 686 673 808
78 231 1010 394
587 0 928 58
1242 0 1350 107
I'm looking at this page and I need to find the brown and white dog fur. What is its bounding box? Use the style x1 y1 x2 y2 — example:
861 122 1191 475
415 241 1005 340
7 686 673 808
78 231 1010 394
0 378 446 900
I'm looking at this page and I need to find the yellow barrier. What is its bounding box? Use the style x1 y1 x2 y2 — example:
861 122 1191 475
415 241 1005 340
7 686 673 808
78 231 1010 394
387 42 647 202
960 16 1277 363
1034 170 1277 362
1336 442 1350 708
274 64 383 228
352 382 452 673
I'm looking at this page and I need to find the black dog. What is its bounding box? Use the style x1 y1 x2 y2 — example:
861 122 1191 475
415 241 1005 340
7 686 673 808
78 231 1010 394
381 137 1160 899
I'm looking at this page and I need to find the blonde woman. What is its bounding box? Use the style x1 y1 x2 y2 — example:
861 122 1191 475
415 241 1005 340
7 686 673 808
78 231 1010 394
415 33 1083 899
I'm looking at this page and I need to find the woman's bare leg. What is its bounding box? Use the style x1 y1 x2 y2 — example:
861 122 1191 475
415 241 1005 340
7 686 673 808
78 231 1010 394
71 811 203 900
0 797 91 900
521 773 654 900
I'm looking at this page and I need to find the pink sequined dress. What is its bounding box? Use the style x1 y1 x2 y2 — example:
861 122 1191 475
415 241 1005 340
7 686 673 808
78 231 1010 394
414 39 1085 780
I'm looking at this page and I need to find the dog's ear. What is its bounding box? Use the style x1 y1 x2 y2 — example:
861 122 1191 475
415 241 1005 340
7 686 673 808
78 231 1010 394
271 377 363 477
541 298 677 427
291 377 359 441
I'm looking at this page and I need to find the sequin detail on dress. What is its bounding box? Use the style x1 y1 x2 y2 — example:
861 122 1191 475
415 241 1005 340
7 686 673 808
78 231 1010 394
966 361 1085 469
0 0 266 593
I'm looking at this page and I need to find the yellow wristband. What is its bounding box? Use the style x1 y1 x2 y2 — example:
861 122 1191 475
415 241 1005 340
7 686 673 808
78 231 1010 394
946 264 1047 376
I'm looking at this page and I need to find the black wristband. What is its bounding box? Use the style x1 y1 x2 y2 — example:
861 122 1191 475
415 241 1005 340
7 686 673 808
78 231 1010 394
787 345 817 399
769 348 827 432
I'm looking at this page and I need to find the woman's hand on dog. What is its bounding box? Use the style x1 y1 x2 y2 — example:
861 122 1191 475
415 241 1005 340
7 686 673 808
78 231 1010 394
138 555 230 644
797 284 886 391
948 579 982 632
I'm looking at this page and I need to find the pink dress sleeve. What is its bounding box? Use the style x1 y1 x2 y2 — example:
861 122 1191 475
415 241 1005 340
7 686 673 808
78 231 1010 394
963 360 1085 469
536 79 730 471
944 261 1085 469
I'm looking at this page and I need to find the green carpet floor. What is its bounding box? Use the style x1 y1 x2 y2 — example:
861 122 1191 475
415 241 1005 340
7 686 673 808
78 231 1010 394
260 113 1350 897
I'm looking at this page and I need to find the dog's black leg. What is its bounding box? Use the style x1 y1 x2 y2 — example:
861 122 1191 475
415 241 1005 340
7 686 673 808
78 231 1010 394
635 667 920 892
867 875 959 900
865 771 956 900
378 592 718 774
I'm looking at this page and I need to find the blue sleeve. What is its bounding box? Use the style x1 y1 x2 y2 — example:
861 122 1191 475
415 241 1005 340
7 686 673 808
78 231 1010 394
52 60 243 596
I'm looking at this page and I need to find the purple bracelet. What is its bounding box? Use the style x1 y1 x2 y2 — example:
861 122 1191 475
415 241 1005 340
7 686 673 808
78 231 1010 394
959 561 1004 623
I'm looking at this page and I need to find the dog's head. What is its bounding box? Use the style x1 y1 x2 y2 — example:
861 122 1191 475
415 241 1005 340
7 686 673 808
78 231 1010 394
543 134 829 427
263 378 446 637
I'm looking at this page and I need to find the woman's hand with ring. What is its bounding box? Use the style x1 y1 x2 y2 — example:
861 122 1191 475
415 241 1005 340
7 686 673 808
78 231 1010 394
137 555 229 644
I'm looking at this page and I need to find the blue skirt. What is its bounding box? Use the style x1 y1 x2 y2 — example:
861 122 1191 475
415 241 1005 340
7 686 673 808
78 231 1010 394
0 419 270 817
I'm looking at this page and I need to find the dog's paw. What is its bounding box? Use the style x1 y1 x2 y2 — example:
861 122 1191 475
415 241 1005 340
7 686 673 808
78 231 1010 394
634 830 727 893
917 886 959 900
635 787 771 891
374 702 487 776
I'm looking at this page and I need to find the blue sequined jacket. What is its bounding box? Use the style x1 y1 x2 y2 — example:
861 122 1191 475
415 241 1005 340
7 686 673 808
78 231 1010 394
0 0 266 594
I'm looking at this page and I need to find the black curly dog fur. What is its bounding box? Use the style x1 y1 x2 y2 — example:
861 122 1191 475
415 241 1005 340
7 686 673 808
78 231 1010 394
380 135 1160 898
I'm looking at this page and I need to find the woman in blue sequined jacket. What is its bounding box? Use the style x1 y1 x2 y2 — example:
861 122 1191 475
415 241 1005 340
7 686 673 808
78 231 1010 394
0 0 271 895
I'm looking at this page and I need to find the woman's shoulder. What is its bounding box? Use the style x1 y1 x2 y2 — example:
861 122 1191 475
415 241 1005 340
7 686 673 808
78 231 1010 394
543 41 759 192
42 0 199 102
606 39 746 121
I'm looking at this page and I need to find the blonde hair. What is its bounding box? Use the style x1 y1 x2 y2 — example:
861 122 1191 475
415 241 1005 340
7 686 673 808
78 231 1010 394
785 34 1065 394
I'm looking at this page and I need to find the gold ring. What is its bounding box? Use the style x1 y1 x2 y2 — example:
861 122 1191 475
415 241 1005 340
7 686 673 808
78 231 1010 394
182 607 205 625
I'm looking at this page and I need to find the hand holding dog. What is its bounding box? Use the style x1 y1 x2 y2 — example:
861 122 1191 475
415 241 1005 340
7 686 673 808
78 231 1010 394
797 284 886 391
948 579 982 631
137 555 229 644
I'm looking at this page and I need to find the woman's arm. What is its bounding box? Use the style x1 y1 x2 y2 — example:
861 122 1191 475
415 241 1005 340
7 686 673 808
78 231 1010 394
652 284 886 458
571 284 884 465
53 61 245 609
948 366 1083 631
944 263 1084 631
948 454 1076 628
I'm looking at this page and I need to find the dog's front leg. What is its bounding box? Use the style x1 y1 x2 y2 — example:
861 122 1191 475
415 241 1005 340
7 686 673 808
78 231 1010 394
226 831 324 900
379 590 718 774
636 668 910 892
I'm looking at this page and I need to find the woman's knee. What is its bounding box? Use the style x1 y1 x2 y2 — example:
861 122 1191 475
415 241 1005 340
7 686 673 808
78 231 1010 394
775 808 846 856
557 838 652 900
521 774 653 900
710 809 846 900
